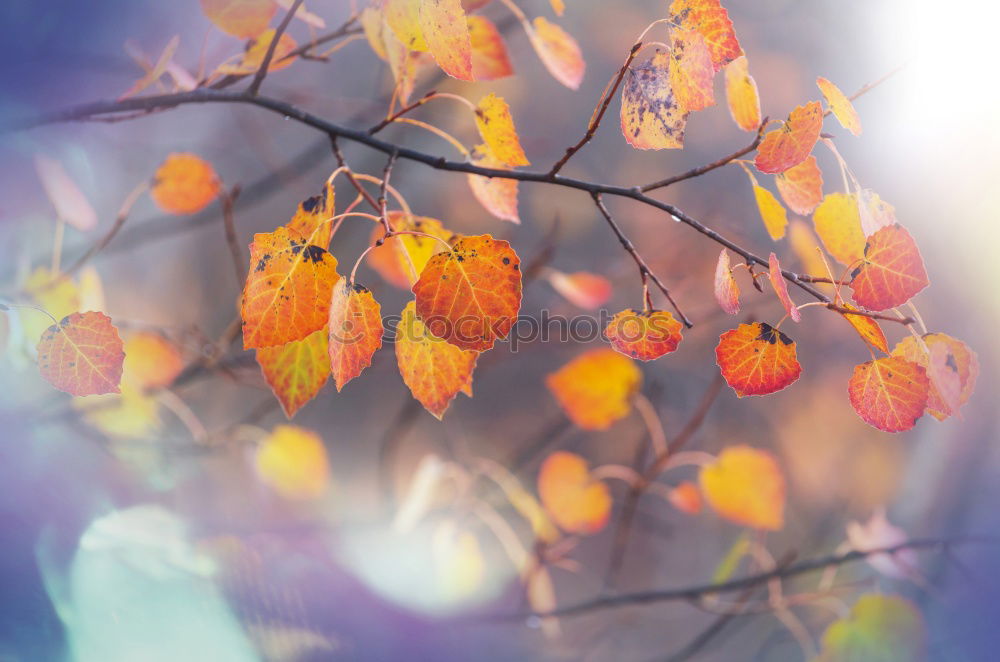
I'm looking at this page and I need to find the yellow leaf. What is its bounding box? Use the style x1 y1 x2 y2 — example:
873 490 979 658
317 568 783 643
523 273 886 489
700 445 785 530
546 348 641 429
474 94 529 167
254 425 331 499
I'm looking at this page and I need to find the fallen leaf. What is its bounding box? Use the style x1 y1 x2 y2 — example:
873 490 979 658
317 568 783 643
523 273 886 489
37 311 124 396
395 301 478 419
604 309 683 361
775 155 823 215
621 50 688 150
474 94 529 166
700 445 785 530
412 234 522 351
813 192 866 266
768 253 800 322
715 322 802 396
468 15 512 80
713 249 741 315
328 281 383 391
546 348 642 429
849 224 929 311
754 101 823 174
817 76 861 136
723 55 760 131
241 225 340 349
847 356 929 432
528 16 585 89
150 153 221 215
255 424 331 499
538 451 611 535
257 326 329 418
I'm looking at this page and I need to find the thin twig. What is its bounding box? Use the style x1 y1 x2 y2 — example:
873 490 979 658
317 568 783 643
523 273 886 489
378 150 399 235
640 121 767 192
246 0 304 96
220 184 244 285
63 179 150 276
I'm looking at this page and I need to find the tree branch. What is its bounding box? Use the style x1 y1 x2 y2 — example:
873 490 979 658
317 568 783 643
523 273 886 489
246 0 305 96
640 121 767 192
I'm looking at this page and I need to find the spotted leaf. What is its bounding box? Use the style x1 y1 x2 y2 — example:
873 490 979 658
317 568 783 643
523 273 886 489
849 224 929 311
604 309 683 361
621 50 688 150
754 102 823 174
328 281 383 391
256 327 329 418
716 322 802 396
847 356 929 433
37 311 124 397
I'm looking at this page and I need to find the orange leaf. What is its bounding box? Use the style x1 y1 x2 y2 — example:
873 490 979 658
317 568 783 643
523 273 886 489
537 451 611 535
546 348 642 429
768 253 800 322
621 50 688 150
201 0 276 38
34 155 98 232
668 481 703 514
150 153 221 215
604 309 683 361
714 249 741 315
285 181 335 249
857 188 897 236
700 445 784 530
37 311 124 396
668 28 715 112
723 55 760 131
395 301 478 419
254 424 331 499
840 305 889 354
383 0 428 51
411 234 522 351
328 281 384 391
813 192 866 266
817 76 861 136
468 145 520 223
368 212 454 288
849 224 929 311
468 15 513 80
549 0 565 15
241 226 340 349
528 16 585 90
669 0 743 71
752 183 788 240
216 29 297 74
847 356 929 433
420 0 474 81
716 322 802 397
256 326 329 418
474 94 529 167
124 332 184 389
754 101 823 174
547 270 612 310
892 334 978 421
775 155 823 215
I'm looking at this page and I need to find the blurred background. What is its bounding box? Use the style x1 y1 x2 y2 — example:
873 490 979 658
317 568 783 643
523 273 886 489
0 0 998 660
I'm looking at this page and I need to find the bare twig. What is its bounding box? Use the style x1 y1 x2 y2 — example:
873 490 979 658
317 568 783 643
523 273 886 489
641 121 767 192
63 179 150 276
220 184 244 285
246 0 304 96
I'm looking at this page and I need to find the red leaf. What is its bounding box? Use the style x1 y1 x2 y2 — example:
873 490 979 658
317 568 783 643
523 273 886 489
604 309 683 361
847 356 929 433
37 311 124 396
754 102 823 174
849 224 929 311
768 253 800 322
716 322 802 397
713 249 741 315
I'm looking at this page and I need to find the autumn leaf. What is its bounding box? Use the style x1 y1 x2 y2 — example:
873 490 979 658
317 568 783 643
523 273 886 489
150 153 221 215
788 219 828 280
840 305 889 354
893 334 978 421
816 595 925 662
668 481 703 515
468 15 512 80
22 267 80 347
241 225 340 349
254 424 331 499
360 7 390 60
846 509 917 579
752 182 788 240
474 94 529 166
700 445 785 530
768 253 800 322
847 356 929 432
668 0 742 71
849 224 929 311
120 35 180 100
621 50 688 150
528 16 585 90
201 0 276 38
420 0 474 81
369 212 454 288
857 188 897 236
124 332 183 389
817 76 861 136
723 55 760 131
546 270 612 310
754 101 823 174
537 451 611 535
37 311 125 397
713 249 740 315
412 234 522 351
813 192 866 266
257 326 329 418
549 0 565 15
73 382 161 439
604 309 683 361
383 0 428 51
468 145 520 223
285 181 335 250
328 281 383 392
383 28 426 104
668 28 715 112
217 28 298 74
395 301 478 419
775 155 823 215
34 155 98 232
546 348 642 429
716 322 802 397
